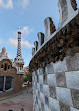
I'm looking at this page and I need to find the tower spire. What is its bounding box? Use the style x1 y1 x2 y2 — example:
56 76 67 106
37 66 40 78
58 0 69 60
16 27 22 58
14 27 24 74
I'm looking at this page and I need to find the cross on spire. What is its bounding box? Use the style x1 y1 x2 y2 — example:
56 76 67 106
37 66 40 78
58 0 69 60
18 27 21 32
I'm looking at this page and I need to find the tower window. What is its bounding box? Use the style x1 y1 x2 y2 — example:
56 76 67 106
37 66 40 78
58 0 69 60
8 65 10 69
0 76 14 93
0 76 4 91
4 64 7 71
1 64 3 69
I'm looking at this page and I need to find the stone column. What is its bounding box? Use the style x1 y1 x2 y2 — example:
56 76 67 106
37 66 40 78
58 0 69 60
44 17 56 42
32 47 35 56
34 41 38 52
37 32 44 49
58 0 78 28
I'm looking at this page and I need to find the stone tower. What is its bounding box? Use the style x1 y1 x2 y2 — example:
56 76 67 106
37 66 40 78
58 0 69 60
14 27 24 74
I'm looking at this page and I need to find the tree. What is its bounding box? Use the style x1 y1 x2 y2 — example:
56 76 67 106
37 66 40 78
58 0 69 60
24 73 32 82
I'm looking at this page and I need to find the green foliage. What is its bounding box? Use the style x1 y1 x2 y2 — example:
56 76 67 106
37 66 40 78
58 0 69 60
24 73 32 82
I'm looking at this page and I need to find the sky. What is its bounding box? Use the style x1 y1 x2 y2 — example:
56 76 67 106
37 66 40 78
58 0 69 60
0 0 79 67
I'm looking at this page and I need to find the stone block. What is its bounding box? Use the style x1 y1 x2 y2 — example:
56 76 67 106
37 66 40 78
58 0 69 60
43 74 47 85
35 75 37 82
65 71 79 89
37 105 39 111
40 84 43 92
49 86 56 99
70 107 79 111
43 84 50 96
56 73 67 87
44 104 51 111
53 58 68 73
36 89 38 97
66 53 79 71
37 75 39 83
36 96 38 104
38 99 41 109
41 102 44 111
47 74 57 86
45 96 49 106
39 68 43 75
59 102 70 111
37 68 40 75
37 83 40 91
49 85 56 99
39 75 43 84
32 71 35 76
40 92 45 103
56 87 73 106
49 97 60 111
45 62 54 74
38 91 40 99
71 89 79 109
37 68 43 75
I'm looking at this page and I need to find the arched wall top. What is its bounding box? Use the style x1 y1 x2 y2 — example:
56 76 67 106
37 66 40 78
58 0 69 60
58 0 78 28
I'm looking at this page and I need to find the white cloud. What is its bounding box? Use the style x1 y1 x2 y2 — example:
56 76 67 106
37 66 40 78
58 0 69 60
22 26 33 37
22 0 29 8
8 38 33 48
7 54 13 58
21 39 33 48
8 38 17 47
0 0 13 9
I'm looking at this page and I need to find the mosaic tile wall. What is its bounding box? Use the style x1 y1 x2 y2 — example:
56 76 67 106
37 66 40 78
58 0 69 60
32 54 79 111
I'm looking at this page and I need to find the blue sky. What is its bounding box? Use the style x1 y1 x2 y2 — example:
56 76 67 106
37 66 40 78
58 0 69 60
0 0 79 66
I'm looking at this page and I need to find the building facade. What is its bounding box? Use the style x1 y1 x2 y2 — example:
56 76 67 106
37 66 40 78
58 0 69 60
0 28 24 97
29 0 79 111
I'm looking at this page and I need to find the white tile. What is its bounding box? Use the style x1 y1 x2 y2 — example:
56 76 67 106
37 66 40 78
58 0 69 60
56 87 73 106
45 62 54 74
70 107 79 111
66 71 79 89
44 104 51 111
40 92 45 103
39 75 43 84
43 84 50 96
47 74 57 86
53 58 68 73
49 97 60 111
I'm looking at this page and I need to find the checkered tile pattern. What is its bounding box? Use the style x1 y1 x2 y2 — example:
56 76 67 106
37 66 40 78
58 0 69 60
32 56 79 111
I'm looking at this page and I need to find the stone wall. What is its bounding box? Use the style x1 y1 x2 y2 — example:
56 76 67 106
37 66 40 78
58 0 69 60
29 0 79 111
32 55 79 111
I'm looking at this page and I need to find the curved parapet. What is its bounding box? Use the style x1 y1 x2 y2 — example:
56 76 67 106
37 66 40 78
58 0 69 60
58 0 78 28
29 2 79 111
30 13 79 111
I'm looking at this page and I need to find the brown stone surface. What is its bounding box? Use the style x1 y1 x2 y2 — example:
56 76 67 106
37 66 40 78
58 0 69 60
71 89 79 109
66 53 79 71
41 102 44 111
0 59 23 97
49 85 56 99
56 73 67 87
59 102 70 111
71 0 77 11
